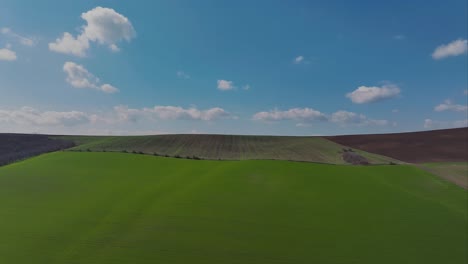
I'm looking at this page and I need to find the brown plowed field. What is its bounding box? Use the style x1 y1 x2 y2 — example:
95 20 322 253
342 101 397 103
325 127 468 163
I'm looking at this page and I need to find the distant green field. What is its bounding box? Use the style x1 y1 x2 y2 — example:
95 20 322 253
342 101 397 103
0 152 465 264
59 134 401 165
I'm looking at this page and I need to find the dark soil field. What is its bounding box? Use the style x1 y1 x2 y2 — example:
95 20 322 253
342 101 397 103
325 127 468 163
0 134 74 166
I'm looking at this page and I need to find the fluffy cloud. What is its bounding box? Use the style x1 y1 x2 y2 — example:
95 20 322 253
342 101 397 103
1 27 35 46
49 7 136 57
346 84 400 104
217 80 235 91
432 39 467 60
0 48 17 61
434 100 467 112
252 108 327 122
114 105 232 122
49 33 90 57
330 111 388 126
424 119 468 129
0 107 91 126
63 62 119 93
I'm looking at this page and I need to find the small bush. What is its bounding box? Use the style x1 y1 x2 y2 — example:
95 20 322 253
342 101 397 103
174 155 181 159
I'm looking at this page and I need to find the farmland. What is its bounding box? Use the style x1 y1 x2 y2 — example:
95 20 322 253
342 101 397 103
326 127 468 163
59 134 400 165
0 152 466 264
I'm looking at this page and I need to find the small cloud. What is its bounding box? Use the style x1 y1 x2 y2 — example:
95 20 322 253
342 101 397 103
1 27 35 46
109 44 120 52
392 109 399 113
0 47 17 61
464 89 468 95
296 123 312 127
432 39 467 60
177 71 190 79
424 119 467 129
393 35 405 40
217 79 235 91
253 108 327 122
114 105 232 122
0 106 91 126
346 83 401 104
294 55 304 64
330 110 389 126
63 61 119 93
100 84 119 94
242 84 250 90
49 6 136 57
434 99 467 112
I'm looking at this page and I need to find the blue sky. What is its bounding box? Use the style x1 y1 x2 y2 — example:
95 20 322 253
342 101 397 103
0 0 467 135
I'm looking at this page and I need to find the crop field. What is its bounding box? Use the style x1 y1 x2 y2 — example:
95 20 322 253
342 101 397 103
59 134 400 165
0 152 466 264
419 162 468 189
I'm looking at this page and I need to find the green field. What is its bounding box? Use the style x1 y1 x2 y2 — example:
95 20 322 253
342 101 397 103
59 134 401 165
0 152 465 264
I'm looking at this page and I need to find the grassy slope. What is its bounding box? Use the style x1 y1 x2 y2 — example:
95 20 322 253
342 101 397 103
418 162 468 189
0 152 465 264
59 135 400 165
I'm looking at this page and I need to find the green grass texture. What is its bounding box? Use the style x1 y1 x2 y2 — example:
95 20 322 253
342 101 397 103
0 152 465 264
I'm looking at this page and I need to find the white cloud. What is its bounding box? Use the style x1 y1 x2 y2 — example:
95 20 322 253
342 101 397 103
0 107 91 126
330 110 388 126
0 48 17 61
63 61 119 93
100 84 119 94
346 84 400 104
1 27 35 46
392 109 399 113
177 71 190 79
242 84 250 90
424 119 468 129
393 35 405 40
252 108 327 122
49 33 90 57
217 80 235 91
49 6 136 57
432 39 467 60
253 108 389 127
464 89 468 95
294 55 304 64
434 99 467 112
114 105 232 122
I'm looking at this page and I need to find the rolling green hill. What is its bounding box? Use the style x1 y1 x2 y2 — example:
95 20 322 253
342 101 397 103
59 134 401 165
0 152 465 264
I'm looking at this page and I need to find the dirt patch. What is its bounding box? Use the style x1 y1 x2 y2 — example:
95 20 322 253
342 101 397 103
0 134 74 166
326 127 468 163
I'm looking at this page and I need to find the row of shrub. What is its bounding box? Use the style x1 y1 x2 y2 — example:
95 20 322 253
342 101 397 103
69 148 204 160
